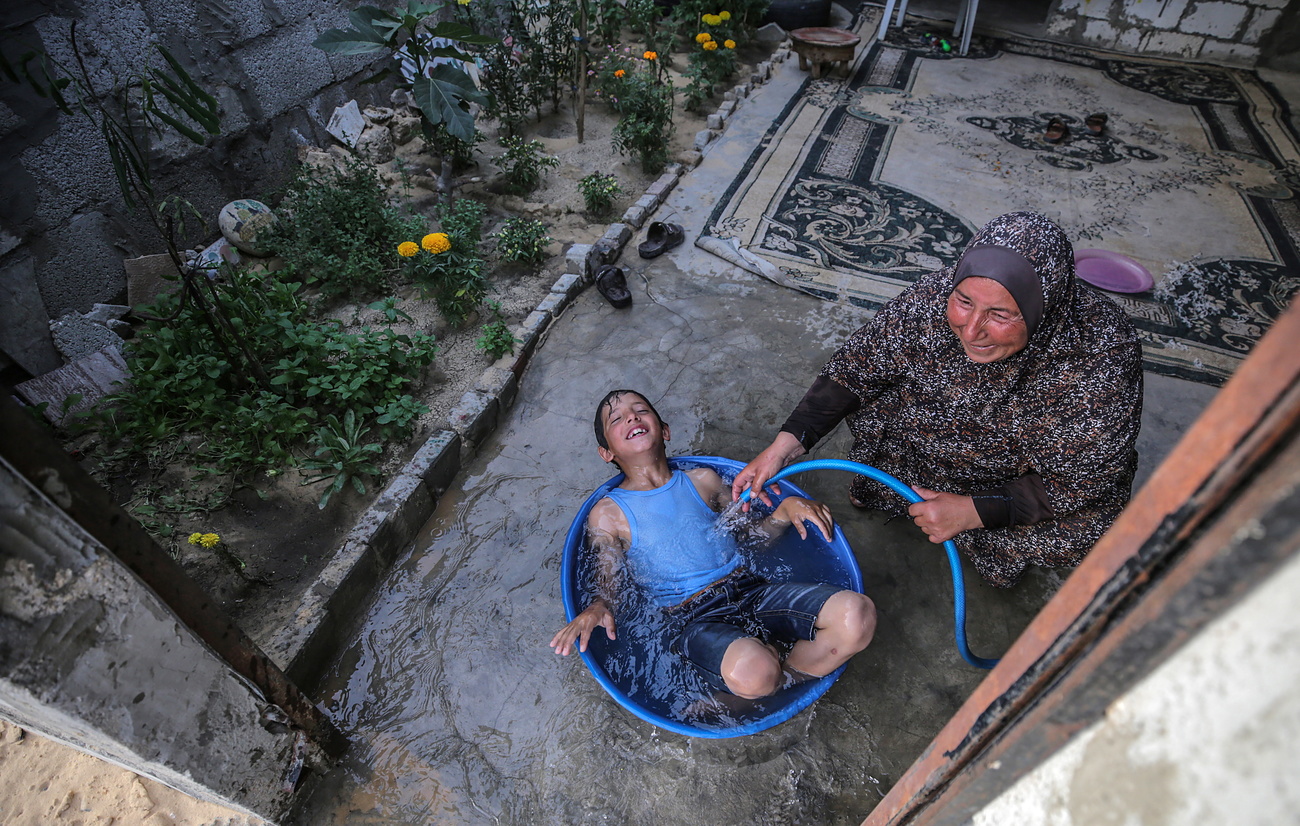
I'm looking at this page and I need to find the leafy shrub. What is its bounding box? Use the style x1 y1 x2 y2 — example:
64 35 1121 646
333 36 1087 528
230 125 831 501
579 173 623 216
610 53 674 173
266 159 421 297
494 217 552 264
476 301 519 360
401 198 490 324
495 135 559 195
102 268 436 480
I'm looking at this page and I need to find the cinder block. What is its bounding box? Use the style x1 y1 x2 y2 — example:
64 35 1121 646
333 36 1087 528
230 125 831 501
599 222 633 254
681 150 705 168
647 173 679 199
622 204 650 228
694 129 716 150
367 473 435 565
405 430 462 494
707 113 724 131
551 272 583 296
565 243 595 281
719 100 737 117
476 365 519 410
635 193 660 212
536 291 567 316
448 389 500 445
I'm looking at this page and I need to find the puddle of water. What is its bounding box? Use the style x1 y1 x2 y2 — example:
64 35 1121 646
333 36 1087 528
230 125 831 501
291 277 1055 825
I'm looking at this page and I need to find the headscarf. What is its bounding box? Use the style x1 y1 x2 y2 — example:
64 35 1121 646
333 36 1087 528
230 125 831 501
819 211 1143 586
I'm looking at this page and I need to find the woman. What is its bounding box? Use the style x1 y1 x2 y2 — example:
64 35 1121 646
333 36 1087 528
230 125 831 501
732 212 1143 587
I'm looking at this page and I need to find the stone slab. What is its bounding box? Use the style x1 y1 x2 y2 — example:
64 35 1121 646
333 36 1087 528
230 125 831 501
405 430 462 494
0 257 62 376
448 389 500 446
15 345 130 425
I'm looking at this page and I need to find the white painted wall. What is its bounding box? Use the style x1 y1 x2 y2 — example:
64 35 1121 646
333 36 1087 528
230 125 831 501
971 551 1300 825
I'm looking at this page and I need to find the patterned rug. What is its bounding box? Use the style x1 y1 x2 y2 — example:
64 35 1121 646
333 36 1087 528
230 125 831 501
700 15 1300 385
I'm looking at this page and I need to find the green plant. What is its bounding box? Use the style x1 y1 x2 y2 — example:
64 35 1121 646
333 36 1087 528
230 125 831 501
313 2 496 144
495 135 559 195
401 199 490 324
579 173 623 216
683 31 738 111
300 410 383 509
267 158 421 297
102 269 436 483
369 296 414 324
476 301 519 359
610 58 674 173
494 217 552 264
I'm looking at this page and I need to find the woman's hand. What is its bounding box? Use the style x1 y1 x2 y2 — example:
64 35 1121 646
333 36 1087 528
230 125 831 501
771 496 835 542
908 487 983 543
732 432 806 509
549 601 616 656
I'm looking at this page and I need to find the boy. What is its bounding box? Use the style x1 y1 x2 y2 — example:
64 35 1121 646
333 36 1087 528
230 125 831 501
550 390 876 699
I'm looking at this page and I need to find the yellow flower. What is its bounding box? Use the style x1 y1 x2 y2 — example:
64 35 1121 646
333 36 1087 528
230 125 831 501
422 232 451 254
720 10 731 20
398 241 419 257
724 39 736 49
643 50 657 60
188 532 203 545
188 532 220 548
703 40 718 50
695 32 713 43
458 0 471 4
614 69 625 78
702 13 721 25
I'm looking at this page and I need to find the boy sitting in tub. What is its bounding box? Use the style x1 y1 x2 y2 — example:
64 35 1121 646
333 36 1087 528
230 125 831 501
549 389 876 699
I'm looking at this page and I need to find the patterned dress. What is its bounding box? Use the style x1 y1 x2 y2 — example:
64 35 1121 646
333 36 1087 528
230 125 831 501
786 212 1143 587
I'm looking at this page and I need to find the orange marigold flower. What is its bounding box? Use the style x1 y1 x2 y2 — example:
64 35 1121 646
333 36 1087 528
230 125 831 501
703 40 718 50
421 232 451 254
614 69 626 78
695 32 713 43
724 39 736 49
643 50 657 60
398 241 419 257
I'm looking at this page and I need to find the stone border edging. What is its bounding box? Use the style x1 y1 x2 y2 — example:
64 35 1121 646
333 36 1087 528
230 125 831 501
266 42 795 691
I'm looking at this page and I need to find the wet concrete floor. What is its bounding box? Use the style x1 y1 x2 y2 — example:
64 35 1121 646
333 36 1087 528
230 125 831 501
290 38 1217 824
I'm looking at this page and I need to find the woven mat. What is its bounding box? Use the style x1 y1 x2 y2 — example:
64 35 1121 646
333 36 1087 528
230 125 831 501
700 16 1300 385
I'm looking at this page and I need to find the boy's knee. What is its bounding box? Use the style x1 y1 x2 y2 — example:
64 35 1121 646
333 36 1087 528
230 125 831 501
721 640 782 699
830 591 877 652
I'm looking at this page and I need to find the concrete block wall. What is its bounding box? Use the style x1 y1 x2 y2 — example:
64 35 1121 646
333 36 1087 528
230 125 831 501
1046 0 1291 66
0 457 300 821
0 0 386 377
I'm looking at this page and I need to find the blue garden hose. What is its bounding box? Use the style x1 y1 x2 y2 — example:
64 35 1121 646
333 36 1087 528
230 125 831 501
742 459 999 669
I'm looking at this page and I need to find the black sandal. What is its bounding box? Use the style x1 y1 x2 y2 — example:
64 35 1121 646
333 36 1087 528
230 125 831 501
1044 117 1069 144
638 221 685 259
595 265 632 308
1085 112 1108 135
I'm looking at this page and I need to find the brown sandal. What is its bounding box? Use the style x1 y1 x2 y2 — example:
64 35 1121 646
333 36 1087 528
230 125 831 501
1085 112 1108 135
1044 117 1069 144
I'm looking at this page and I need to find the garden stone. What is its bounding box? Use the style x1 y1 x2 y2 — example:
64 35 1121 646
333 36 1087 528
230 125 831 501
218 199 278 256
535 291 566 317
15 345 130 426
757 22 787 43
566 244 595 282
406 430 461 495
693 129 715 150
0 258 61 376
648 173 678 199
49 313 122 361
124 254 180 308
193 237 243 274
85 303 130 323
681 150 705 168
719 100 737 117
390 114 422 145
599 223 632 254
550 273 582 297
389 88 415 109
448 389 499 446
106 319 132 337
326 100 365 147
622 204 649 229
362 106 394 124
475 366 518 411
724 90 737 102
355 125 395 164
707 113 724 131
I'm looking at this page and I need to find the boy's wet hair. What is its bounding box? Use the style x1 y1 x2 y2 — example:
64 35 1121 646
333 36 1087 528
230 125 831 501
593 389 666 451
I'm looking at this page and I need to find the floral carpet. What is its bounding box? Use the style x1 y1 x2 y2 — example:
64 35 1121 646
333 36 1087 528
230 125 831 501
700 16 1300 385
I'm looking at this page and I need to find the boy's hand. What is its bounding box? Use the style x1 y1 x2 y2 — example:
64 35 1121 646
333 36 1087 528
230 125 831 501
550 601 616 656
772 496 835 542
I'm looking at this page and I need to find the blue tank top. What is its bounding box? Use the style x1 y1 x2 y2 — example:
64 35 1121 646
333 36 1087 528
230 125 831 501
604 470 741 607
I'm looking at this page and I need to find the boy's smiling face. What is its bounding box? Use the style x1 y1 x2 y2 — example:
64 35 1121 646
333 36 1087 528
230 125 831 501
597 392 670 464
